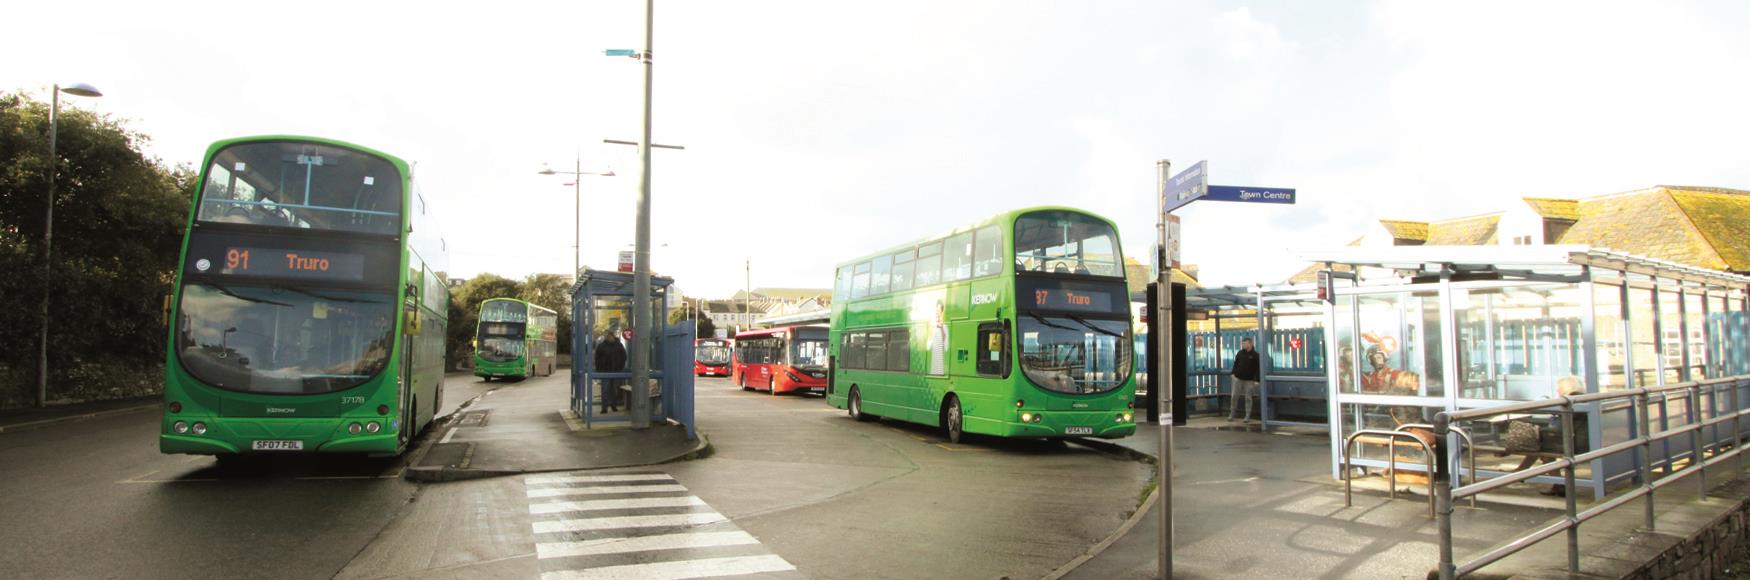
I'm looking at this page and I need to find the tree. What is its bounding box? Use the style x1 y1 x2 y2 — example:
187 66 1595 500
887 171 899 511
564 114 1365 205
0 91 193 405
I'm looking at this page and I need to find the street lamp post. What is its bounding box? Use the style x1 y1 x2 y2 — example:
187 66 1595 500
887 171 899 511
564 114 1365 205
538 158 613 277
39 82 102 408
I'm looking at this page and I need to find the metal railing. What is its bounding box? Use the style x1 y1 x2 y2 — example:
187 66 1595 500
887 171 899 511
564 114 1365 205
1433 376 1750 579
1343 429 1438 517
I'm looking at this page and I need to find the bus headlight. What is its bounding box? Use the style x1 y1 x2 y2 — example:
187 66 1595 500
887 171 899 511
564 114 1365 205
1123 413 1134 422
173 421 189 434
365 422 381 434
348 422 363 435
191 422 207 435
1020 412 1034 423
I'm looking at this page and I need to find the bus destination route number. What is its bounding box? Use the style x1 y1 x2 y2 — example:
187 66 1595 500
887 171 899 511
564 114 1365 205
1032 288 1111 312
219 247 366 282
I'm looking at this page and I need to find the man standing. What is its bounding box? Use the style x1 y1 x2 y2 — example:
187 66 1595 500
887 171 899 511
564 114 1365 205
1229 338 1261 422
595 332 628 413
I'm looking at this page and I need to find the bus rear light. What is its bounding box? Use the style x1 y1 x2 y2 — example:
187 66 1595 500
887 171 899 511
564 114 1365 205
366 421 381 434
377 405 389 416
348 423 363 435
191 422 207 436
169 402 182 413
173 421 189 434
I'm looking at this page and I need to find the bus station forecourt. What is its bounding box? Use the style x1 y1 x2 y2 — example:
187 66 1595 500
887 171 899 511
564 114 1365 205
144 135 1750 578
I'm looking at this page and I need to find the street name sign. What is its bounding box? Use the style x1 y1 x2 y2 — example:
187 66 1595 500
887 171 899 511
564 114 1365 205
1162 160 1208 213
1205 185 1296 204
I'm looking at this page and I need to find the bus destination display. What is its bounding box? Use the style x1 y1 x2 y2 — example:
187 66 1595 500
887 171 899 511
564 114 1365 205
202 247 366 282
1031 288 1113 312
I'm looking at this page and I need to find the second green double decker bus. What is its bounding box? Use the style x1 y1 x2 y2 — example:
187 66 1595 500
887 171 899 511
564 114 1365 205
827 207 1137 443
474 298 558 381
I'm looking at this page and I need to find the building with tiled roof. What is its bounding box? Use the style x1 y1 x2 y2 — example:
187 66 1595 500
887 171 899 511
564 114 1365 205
1290 185 1750 283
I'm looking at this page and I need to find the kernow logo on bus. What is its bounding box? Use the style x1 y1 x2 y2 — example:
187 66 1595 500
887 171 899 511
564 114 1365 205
266 407 296 414
971 293 999 306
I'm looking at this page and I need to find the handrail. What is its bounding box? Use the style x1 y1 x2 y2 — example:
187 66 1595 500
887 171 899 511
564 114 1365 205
1399 424 1477 509
1433 376 1750 579
1343 429 1437 517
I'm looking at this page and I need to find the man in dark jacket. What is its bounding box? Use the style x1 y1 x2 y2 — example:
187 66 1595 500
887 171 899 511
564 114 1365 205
1229 338 1261 422
595 333 628 413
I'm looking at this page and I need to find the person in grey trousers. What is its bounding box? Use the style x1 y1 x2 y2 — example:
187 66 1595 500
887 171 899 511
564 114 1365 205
1228 338 1261 422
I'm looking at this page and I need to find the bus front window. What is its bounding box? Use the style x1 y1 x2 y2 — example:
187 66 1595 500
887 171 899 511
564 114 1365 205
196 142 403 235
697 345 731 365
793 339 829 369
1013 211 1123 277
175 283 394 394
1018 315 1132 394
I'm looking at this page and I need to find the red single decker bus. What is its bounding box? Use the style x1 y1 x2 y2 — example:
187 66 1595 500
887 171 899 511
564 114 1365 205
733 325 829 395
695 338 732 377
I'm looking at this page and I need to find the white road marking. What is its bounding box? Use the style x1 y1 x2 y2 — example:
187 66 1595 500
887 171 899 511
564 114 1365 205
530 496 706 515
536 531 759 559
539 555 796 580
532 512 727 534
1191 476 1261 485
526 473 673 485
439 427 458 444
527 484 689 499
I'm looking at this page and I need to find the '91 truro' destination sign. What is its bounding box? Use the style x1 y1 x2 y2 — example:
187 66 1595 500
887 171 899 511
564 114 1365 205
194 247 367 282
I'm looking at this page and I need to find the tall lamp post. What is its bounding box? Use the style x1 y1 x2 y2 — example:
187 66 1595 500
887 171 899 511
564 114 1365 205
39 82 103 409
538 158 614 276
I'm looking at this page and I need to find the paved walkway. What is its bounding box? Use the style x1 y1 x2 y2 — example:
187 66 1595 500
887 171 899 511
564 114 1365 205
408 373 704 482
1066 418 1566 579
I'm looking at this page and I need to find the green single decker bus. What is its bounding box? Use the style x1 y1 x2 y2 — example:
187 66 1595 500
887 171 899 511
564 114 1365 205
161 136 450 458
474 298 559 381
827 207 1137 443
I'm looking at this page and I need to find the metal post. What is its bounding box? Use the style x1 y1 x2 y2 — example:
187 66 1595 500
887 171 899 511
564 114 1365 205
1154 159 1173 580
1562 401 1579 573
1692 384 1706 495
574 156 581 276
38 86 62 409
1638 391 1656 530
1435 416 1457 580
628 0 656 429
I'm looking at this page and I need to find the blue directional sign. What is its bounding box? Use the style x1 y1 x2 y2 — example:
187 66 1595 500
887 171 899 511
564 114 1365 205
604 49 638 57
1204 185 1296 204
1162 160 1208 213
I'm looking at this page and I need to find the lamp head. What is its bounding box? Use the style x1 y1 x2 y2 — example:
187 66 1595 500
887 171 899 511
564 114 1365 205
538 163 557 175
59 83 103 97
602 170 616 177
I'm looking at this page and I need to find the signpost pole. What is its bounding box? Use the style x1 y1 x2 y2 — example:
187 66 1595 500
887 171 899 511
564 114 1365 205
1155 159 1174 579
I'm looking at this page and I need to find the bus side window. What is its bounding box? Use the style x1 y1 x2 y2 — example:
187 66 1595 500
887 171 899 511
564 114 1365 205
976 322 1009 378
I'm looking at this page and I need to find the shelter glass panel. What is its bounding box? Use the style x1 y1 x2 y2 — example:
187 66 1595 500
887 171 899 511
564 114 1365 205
1630 285 1659 386
1659 288 1682 384
1354 292 1444 398
1684 290 1705 380
1594 281 1627 391
1454 285 1584 401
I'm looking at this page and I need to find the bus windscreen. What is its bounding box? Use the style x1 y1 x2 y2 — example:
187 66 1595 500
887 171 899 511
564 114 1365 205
196 141 403 235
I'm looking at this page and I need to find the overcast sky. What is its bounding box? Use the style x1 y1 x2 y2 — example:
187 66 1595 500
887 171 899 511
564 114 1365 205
8 1 1749 299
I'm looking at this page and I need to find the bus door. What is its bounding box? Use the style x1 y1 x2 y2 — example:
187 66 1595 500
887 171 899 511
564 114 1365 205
399 289 418 442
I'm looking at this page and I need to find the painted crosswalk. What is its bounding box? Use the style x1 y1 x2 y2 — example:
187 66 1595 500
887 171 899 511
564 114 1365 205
525 472 801 579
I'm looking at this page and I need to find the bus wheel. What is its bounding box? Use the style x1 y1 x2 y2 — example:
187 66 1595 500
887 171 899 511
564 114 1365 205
942 396 964 444
849 387 872 422
740 375 752 391
768 377 778 396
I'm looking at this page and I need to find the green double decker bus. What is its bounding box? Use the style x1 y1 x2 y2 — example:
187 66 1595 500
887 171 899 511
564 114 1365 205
161 136 449 458
474 298 558 381
827 207 1137 443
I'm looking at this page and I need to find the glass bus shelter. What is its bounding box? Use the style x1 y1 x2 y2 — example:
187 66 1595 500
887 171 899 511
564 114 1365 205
1181 285 1330 428
1304 245 1750 497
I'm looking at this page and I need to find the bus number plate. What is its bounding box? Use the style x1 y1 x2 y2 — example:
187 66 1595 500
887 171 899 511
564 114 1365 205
1064 427 1093 435
251 440 304 451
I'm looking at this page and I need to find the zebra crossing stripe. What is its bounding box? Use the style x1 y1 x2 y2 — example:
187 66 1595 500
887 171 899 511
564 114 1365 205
530 496 706 515
525 473 674 485
531 512 728 534
538 554 796 580
527 484 688 499
536 531 760 560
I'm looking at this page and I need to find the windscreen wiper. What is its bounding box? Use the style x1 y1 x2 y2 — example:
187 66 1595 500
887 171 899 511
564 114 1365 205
1064 314 1127 339
1026 311 1081 332
206 282 294 308
270 283 377 304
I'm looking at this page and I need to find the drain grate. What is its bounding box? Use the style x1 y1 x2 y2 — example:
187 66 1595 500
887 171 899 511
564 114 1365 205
457 410 490 427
